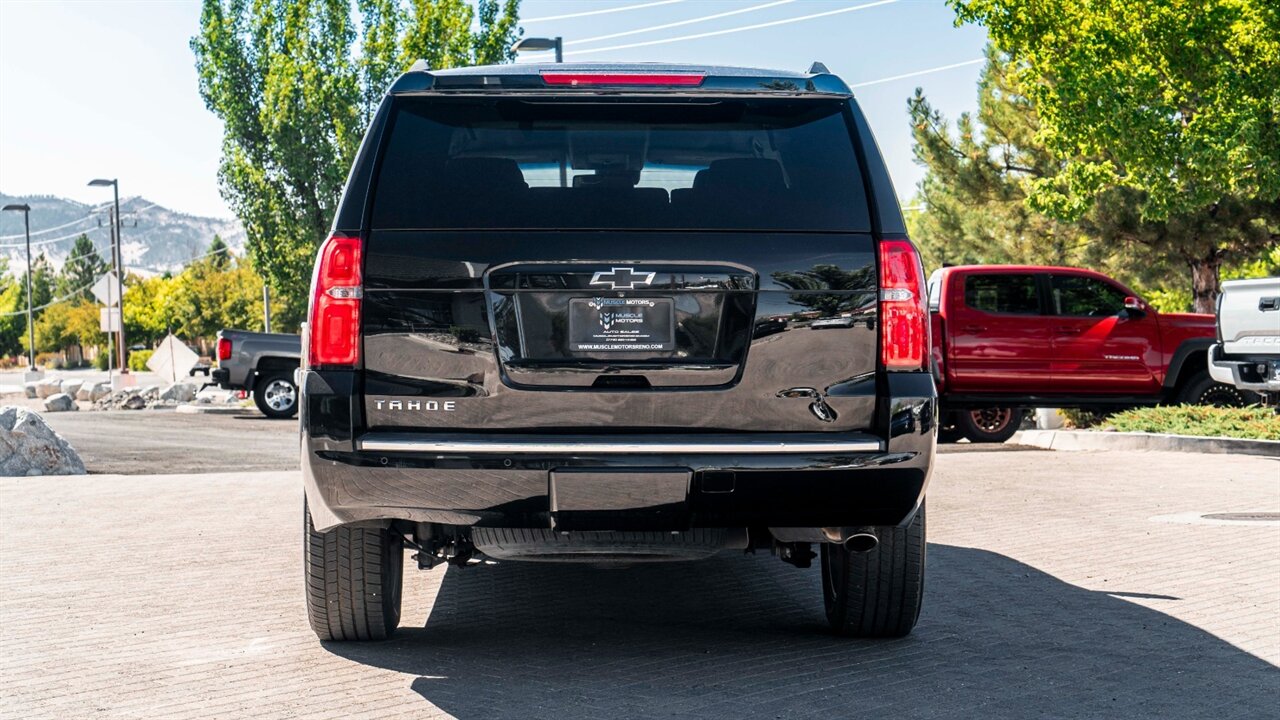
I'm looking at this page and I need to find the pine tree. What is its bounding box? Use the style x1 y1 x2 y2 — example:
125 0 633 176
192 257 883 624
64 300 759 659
58 233 109 301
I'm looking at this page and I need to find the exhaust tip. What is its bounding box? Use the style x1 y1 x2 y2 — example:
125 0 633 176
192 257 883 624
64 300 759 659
843 533 878 553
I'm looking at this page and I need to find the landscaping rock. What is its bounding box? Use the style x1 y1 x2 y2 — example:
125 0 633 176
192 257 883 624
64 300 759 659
23 382 38 399
122 394 147 410
159 383 197 403
89 382 112 402
0 406 86 475
194 387 238 405
42 394 78 413
34 378 63 399
60 380 84 398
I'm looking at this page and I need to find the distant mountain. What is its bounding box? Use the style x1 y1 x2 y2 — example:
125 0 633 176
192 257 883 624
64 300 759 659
0 192 245 275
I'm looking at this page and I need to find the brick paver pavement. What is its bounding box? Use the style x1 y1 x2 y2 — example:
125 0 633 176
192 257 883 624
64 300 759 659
1 449 1277 719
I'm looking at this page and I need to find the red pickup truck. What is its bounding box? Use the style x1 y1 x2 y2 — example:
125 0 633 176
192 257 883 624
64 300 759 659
927 265 1250 443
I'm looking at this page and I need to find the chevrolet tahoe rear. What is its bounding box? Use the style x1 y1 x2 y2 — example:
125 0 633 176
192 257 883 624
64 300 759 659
299 63 935 641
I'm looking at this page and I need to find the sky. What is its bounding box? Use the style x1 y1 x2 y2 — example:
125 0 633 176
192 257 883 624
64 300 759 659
0 0 987 221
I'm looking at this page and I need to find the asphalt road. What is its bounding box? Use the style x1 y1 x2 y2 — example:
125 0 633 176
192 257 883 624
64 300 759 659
42 410 297 474
2 450 1276 719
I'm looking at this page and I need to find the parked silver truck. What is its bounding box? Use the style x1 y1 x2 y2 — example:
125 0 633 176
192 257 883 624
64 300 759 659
212 329 302 418
1209 277 1280 406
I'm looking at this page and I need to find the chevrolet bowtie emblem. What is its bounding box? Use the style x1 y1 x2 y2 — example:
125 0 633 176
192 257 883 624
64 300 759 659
590 267 656 290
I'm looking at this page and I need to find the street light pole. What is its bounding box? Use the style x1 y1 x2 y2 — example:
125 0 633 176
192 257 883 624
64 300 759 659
89 178 129 372
2 204 37 373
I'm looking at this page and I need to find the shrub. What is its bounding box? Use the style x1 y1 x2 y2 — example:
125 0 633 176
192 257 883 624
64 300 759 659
128 349 154 372
93 349 110 371
35 352 64 369
1103 406 1280 441
1060 408 1108 429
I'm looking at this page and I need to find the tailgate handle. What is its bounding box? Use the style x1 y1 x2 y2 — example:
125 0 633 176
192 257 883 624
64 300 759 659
1260 297 1279 312
592 374 651 389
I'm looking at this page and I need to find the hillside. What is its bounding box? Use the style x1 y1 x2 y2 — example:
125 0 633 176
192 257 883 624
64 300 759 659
0 192 245 274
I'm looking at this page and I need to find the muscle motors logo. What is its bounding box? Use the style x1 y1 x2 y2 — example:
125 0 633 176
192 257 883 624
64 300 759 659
589 297 654 331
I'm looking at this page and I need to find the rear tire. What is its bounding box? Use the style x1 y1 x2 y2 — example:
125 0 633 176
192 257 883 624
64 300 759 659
304 500 403 641
958 407 1021 443
821 502 926 637
254 372 298 419
1177 369 1258 407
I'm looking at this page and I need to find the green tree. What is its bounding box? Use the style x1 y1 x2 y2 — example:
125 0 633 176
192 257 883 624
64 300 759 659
908 47 1093 272
948 0 1280 312
57 233 109 300
206 235 230 270
191 0 521 326
29 254 54 310
0 282 25 357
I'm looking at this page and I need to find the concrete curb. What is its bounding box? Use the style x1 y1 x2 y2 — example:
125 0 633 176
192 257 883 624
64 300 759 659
174 404 252 415
1019 429 1280 457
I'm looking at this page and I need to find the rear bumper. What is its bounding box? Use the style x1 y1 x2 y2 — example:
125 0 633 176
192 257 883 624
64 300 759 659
301 371 936 532
1209 344 1280 394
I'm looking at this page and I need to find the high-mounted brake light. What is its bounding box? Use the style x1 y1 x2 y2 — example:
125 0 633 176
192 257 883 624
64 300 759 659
308 235 363 367
879 239 928 371
540 72 705 87
216 337 232 362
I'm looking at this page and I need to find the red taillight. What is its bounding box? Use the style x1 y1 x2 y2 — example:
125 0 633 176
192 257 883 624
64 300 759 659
540 72 705 87
216 337 232 362
308 235 363 367
879 239 928 371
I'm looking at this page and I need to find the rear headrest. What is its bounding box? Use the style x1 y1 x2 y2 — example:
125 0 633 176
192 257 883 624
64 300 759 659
441 157 528 190
700 159 787 193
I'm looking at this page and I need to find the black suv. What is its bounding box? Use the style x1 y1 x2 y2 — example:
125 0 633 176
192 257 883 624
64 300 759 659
301 63 935 641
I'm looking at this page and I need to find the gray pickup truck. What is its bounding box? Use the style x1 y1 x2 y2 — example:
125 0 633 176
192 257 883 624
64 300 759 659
212 329 302 418
1209 277 1280 406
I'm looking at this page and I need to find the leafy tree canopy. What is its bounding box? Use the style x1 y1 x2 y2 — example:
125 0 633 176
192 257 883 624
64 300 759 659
948 0 1280 222
191 0 522 325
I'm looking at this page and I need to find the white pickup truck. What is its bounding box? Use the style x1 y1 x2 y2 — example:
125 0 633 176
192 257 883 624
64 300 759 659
1209 277 1280 406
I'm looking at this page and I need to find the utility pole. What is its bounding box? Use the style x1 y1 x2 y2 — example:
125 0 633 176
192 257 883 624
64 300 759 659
263 283 272 333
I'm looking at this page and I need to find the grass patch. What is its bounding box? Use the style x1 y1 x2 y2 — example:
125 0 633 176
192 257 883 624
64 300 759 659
1101 405 1280 441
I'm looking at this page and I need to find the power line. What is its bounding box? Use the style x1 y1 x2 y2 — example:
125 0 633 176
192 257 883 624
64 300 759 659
563 0 900 57
523 0 685 24
0 199 141 240
0 279 99 317
0 224 111 250
568 0 796 46
850 58 985 88
0 213 97 241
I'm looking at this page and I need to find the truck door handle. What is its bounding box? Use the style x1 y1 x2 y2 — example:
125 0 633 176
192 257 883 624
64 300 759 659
1056 327 1083 334
1261 297 1280 312
963 324 986 333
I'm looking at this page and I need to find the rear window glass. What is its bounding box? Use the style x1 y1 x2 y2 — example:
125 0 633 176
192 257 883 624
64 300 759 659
370 98 870 231
964 274 1040 315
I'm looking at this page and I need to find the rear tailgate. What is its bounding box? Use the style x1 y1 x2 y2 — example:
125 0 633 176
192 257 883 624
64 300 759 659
1219 278 1280 356
362 231 879 433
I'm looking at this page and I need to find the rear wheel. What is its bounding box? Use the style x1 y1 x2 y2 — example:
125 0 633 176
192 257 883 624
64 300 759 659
958 407 1021 443
1177 369 1257 407
254 372 298 419
821 502 926 637
304 500 403 641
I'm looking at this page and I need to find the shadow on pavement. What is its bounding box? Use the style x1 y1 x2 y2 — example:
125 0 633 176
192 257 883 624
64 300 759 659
326 545 1275 719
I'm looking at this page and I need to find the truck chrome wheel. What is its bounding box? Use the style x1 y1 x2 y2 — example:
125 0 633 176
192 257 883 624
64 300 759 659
263 379 296 412
254 372 299 419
